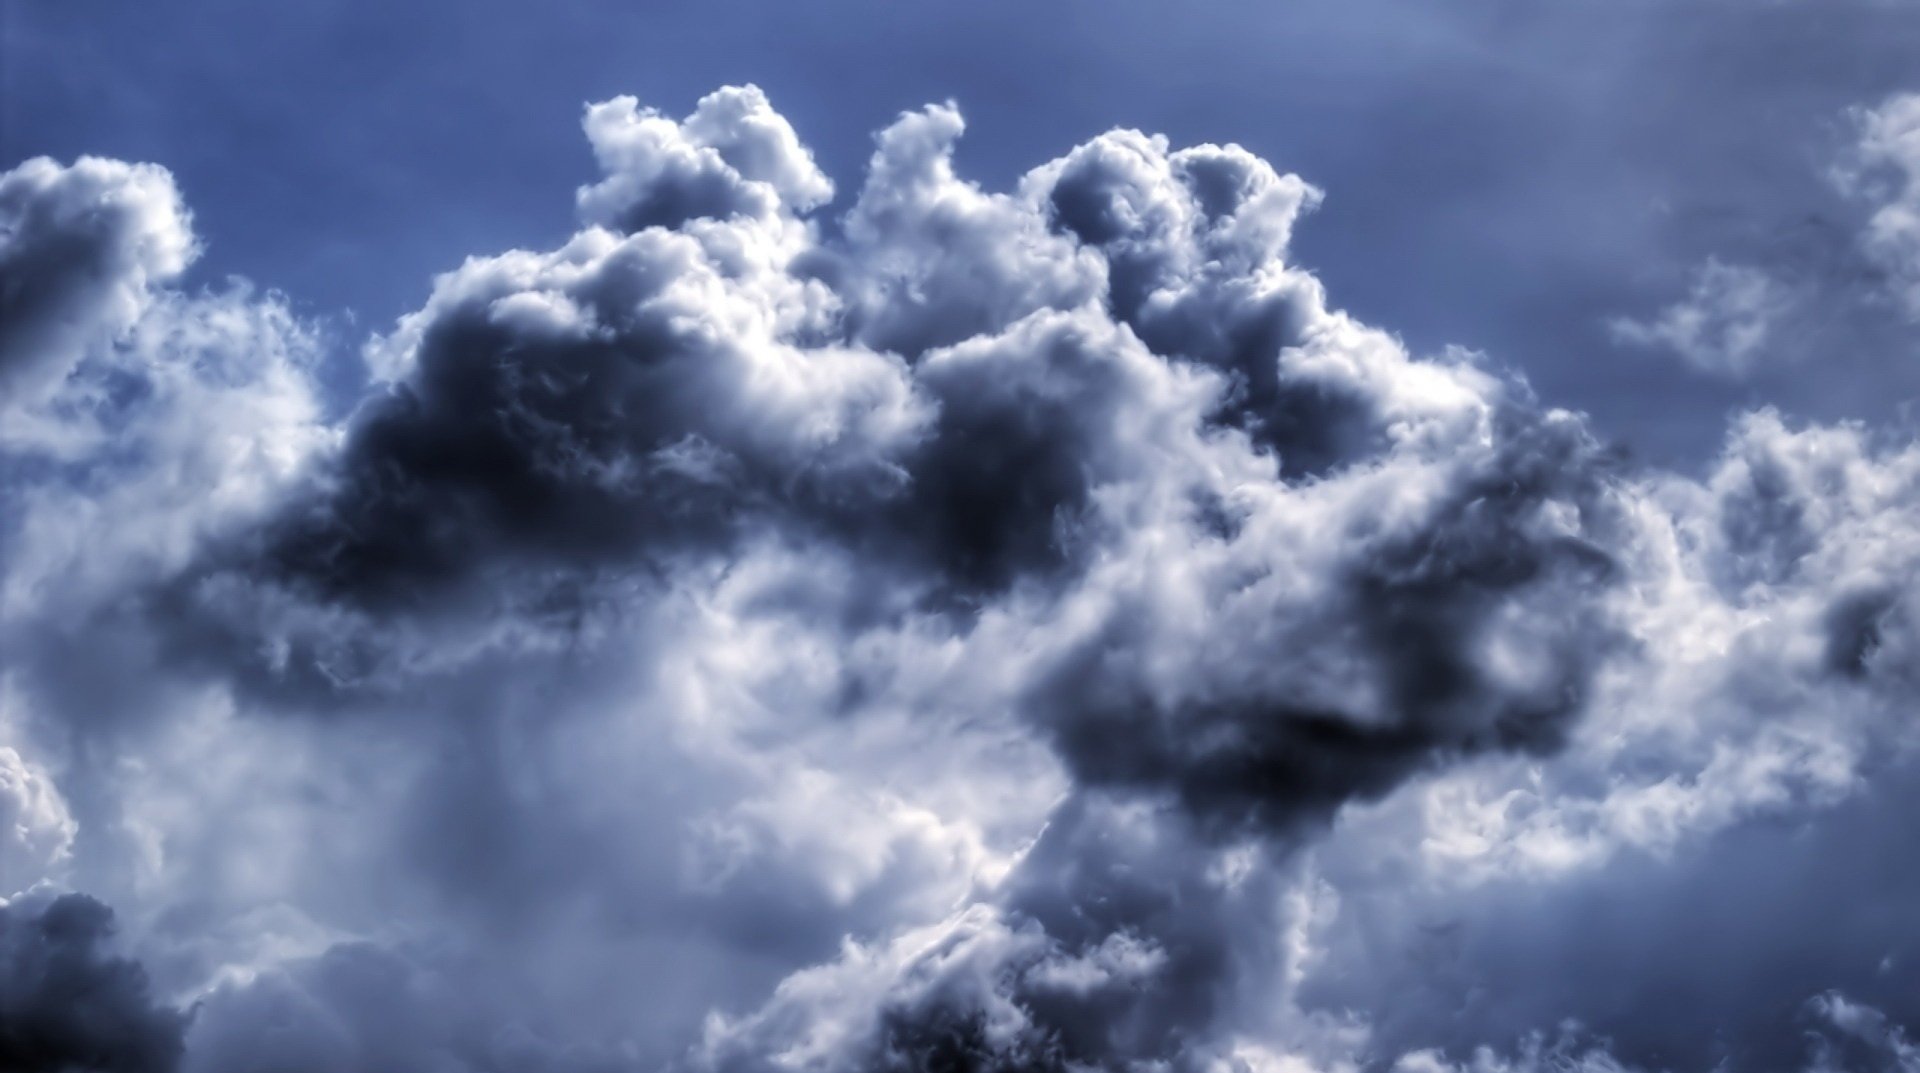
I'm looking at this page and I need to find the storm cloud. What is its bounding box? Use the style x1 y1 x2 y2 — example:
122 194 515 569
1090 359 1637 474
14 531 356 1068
0 894 187 1073
2 82 1919 1073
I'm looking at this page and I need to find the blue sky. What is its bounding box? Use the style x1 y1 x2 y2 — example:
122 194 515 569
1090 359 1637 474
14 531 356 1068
13 1 1919 460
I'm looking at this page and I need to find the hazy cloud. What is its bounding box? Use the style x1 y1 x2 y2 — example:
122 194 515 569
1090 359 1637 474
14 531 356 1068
1610 258 1797 377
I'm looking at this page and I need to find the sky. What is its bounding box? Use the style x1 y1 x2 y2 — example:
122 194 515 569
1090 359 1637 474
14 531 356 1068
2 3 1920 1072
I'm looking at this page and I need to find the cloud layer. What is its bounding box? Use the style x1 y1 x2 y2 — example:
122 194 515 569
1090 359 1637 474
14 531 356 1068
2 85 1918 1073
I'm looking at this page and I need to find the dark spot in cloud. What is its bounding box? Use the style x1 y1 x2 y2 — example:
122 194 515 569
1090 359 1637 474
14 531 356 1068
1823 587 1896 679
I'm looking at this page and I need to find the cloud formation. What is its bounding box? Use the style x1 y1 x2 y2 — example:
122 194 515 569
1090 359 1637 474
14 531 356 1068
1609 258 1796 378
2 84 1918 1073
1847 93 1920 319
0 894 187 1073
0 157 194 411
1613 91 1920 383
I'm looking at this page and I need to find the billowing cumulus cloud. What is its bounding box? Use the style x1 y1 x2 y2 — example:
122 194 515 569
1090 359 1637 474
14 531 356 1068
0 157 195 411
2 84 1919 1073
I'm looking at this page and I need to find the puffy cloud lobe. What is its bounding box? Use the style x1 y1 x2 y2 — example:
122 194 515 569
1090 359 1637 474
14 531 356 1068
0 893 187 1073
878 309 1222 594
0 157 194 407
835 103 1105 359
1034 134 1379 475
578 85 833 231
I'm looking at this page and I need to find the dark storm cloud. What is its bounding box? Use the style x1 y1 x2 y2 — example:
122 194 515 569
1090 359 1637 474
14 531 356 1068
111 84 1650 1073
180 87 1630 844
0 894 187 1073
6 79 1920 1073
244 230 918 613
201 85 1603 646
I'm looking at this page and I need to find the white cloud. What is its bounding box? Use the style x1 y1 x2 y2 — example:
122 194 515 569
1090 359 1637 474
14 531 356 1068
1609 258 1796 377
1844 93 1920 318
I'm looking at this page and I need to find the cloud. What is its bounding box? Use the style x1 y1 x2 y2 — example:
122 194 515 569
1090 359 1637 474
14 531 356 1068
691 797 1303 1073
1284 407 1920 1069
0 893 188 1073
1844 92 1920 318
2 84 1919 1073
0 158 195 411
0 744 75 896
1609 258 1797 377
578 85 834 233
1612 92 1920 383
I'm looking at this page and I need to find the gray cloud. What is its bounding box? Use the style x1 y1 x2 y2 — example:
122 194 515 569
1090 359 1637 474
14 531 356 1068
2 83 1919 1073
0 893 187 1073
181 941 637 1073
